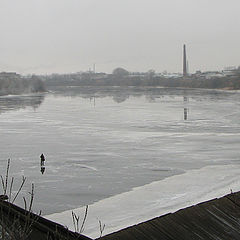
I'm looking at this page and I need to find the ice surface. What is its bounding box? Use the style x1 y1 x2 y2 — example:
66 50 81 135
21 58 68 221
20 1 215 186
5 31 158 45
45 164 240 239
1 87 240 234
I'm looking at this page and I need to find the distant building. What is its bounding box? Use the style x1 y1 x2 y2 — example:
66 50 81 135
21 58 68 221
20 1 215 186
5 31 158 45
162 72 182 78
202 71 224 79
193 70 224 79
0 72 21 78
222 66 240 77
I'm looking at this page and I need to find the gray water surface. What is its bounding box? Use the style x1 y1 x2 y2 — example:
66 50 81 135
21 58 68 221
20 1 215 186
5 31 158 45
0 87 239 214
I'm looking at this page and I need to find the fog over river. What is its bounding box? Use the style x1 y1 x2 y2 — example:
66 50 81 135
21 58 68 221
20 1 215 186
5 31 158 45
0 87 239 222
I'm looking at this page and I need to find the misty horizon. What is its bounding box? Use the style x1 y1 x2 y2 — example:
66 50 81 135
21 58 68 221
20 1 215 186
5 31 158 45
0 0 239 75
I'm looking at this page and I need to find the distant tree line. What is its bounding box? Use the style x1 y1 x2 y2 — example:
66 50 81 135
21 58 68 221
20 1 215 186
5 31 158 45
149 76 240 90
42 67 240 90
0 73 46 96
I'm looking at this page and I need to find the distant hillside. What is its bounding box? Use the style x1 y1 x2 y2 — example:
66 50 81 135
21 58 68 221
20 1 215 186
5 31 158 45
0 72 46 96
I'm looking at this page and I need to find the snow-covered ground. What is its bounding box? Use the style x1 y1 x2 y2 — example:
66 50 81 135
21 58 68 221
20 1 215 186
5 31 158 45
46 164 240 239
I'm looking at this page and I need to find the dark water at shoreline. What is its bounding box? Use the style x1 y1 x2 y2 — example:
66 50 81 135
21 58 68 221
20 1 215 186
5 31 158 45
0 87 239 214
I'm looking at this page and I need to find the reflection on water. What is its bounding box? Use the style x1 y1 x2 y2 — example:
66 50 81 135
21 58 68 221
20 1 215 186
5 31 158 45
41 167 46 174
112 94 130 103
48 86 239 104
0 94 45 114
183 96 189 120
40 153 46 174
184 108 188 120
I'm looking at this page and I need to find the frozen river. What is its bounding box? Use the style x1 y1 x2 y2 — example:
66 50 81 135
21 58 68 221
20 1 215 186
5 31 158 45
0 86 240 237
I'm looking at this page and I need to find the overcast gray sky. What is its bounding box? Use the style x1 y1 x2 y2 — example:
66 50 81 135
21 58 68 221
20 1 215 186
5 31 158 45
0 0 239 74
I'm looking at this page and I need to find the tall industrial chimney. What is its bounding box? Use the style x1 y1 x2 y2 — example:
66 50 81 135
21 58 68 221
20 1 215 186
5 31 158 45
183 44 187 77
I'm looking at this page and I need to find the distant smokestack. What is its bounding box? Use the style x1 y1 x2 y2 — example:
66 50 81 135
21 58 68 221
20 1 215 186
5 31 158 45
183 44 187 77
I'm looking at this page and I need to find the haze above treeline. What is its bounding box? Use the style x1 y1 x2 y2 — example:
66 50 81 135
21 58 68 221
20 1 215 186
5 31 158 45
0 0 240 75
